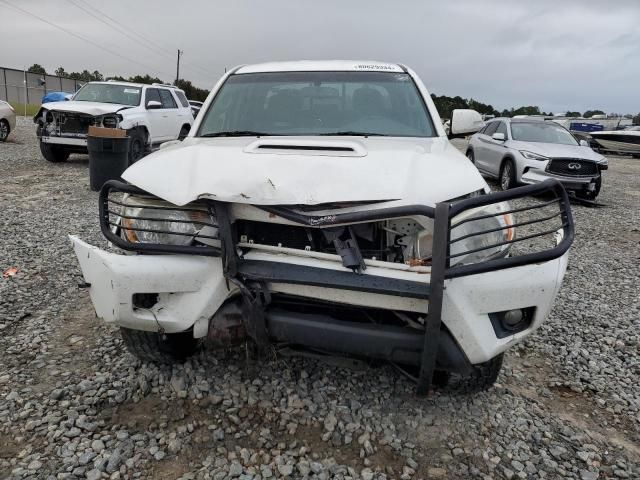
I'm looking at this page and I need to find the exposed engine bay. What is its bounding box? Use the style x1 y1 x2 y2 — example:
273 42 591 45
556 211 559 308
35 110 122 137
235 217 429 270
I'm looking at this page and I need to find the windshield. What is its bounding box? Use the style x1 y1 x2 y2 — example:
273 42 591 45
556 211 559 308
73 83 141 106
510 122 578 145
198 71 435 137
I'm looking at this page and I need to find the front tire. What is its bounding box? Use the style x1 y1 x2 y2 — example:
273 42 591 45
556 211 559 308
575 176 601 201
499 159 516 191
120 327 201 364
127 129 147 164
178 125 190 141
466 149 475 165
40 141 70 163
0 119 9 142
436 354 504 394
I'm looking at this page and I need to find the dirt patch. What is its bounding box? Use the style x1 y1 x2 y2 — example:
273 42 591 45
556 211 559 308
101 394 425 477
508 355 640 461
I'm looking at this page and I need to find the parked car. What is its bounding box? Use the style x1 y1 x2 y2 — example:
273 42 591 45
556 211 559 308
71 61 574 395
0 100 16 142
188 100 203 118
33 81 194 163
467 118 607 200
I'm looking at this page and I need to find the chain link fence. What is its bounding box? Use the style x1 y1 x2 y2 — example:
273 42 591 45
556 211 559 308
0 66 82 107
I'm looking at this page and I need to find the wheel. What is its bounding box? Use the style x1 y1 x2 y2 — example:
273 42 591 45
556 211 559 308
466 149 475 165
127 129 147 164
435 353 504 394
40 141 70 163
0 119 9 142
575 176 601 201
178 125 190 141
499 160 516 191
119 327 201 364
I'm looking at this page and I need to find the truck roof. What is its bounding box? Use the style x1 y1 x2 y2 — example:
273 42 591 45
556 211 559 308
235 60 404 74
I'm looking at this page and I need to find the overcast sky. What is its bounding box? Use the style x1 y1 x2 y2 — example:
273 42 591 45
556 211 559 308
1 0 638 114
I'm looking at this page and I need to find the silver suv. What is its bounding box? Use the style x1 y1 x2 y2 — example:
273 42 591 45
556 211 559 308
467 118 607 199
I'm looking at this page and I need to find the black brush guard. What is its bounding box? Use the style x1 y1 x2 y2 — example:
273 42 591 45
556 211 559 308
99 179 574 394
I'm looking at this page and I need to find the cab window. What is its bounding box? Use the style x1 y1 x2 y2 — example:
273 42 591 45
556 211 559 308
159 89 177 109
483 121 499 136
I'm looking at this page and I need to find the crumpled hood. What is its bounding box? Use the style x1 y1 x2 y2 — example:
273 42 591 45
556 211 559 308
123 136 487 206
510 140 606 162
39 101 131 116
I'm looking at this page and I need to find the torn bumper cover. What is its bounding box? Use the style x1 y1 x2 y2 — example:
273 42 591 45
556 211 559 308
71 179 573 394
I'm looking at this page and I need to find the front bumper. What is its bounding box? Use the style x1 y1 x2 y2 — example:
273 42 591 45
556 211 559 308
40 136 88 147
520 166 602 191
71 235 568 365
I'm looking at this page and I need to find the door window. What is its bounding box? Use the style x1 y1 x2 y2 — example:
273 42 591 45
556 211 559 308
159 89 178 109
495 121 508 138
483 121 499 136
175 90 190 108
145 88 161 106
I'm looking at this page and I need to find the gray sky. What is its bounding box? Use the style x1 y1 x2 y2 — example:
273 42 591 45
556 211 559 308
1 0 638 114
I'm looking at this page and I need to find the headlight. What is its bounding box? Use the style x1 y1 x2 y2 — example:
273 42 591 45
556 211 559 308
404 204 514 267
120 196 218 246
519 150 548 161
102 115 118 128
449 204 514 266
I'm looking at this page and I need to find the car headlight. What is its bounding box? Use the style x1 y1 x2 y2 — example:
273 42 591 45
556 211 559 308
120 196 218 246
519 150 548 161
448 204 514 266
102 115 118 128
405 204 514 267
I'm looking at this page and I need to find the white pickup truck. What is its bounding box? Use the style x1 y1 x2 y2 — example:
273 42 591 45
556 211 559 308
71 61 574 395
34 81 193 163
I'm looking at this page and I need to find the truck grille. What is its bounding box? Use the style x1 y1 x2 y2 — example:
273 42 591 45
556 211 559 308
547 159 597 177
59 113 94 135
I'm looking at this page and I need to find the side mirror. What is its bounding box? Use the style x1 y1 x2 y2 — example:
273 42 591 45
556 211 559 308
492 132 506 141
449 109 484 139
579 139 589 147
146 100 162 110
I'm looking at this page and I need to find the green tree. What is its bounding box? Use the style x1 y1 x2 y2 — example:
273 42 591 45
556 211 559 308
633 113 640 125
68 70 104 82
511 106 541 116
583 109 605 118
54 66 67 77
27 63 47 75
565 111 581 117
175 79 210 101
128 74 164 85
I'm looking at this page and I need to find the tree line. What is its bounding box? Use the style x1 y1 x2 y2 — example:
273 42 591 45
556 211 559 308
26 64 210 101
430 94 613 120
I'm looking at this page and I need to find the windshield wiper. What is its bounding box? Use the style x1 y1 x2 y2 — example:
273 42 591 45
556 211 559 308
200 131 272 137
319 131 387 137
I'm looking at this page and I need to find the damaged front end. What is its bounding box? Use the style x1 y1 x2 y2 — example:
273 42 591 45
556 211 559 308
71 179 573 394
35 108 123 148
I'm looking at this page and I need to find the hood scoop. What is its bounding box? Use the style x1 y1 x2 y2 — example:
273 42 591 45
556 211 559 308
245 138 367 157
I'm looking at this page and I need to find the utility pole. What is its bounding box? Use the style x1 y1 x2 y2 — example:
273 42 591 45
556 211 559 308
175 49 183 85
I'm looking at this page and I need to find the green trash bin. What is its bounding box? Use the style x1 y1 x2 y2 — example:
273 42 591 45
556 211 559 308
87 135 131 191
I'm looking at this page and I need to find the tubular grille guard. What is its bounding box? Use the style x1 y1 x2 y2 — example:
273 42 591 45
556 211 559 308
443 179 574 279
97 178 573 396
98 180 221 256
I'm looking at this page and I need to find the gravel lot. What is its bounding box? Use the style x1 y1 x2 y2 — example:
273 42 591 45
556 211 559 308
0 117 638 480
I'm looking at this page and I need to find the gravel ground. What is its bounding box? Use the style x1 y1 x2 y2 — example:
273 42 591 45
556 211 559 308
0 117 638 480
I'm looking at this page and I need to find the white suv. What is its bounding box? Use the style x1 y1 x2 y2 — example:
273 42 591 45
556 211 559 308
71 61 574 395
34 81 194 163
